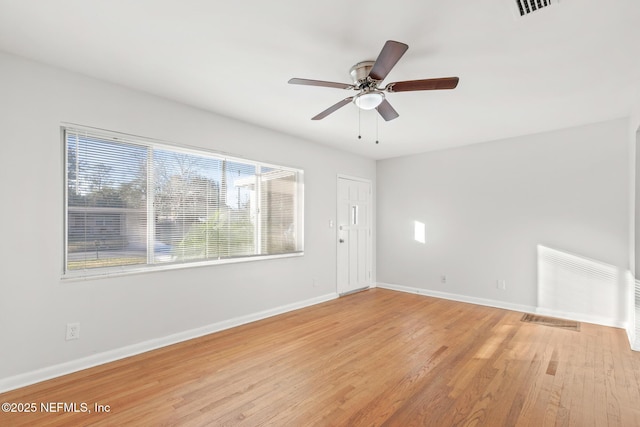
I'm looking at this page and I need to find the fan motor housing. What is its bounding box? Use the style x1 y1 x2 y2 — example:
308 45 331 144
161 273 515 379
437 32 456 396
350 61 378 88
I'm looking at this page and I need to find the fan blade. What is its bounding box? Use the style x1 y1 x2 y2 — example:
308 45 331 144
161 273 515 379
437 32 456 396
385 77 459 92
376 99 399 121
288 78 354 90
368 40 409 82
311 97 354 120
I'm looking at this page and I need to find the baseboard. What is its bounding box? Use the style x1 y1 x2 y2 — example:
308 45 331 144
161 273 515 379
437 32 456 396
627 325 637 350
377 282 536 315
0 292 338 394
626 322 639 351
377 282 627 329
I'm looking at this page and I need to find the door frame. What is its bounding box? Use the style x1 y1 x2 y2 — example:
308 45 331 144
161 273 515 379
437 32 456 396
336 174 373 295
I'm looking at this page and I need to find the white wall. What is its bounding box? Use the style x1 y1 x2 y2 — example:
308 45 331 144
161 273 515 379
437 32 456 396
377 119 630 327
0 52 375 389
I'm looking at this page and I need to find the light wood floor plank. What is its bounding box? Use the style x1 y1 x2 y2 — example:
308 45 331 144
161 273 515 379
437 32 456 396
1 288 639 426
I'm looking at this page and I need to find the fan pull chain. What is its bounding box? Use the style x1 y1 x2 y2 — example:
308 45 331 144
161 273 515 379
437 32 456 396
356 110 381 144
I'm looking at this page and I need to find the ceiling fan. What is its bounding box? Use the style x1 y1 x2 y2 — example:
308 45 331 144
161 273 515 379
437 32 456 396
289 40 459 121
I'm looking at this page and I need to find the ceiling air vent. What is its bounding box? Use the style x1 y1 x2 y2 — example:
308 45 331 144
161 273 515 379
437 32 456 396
513 0 558 17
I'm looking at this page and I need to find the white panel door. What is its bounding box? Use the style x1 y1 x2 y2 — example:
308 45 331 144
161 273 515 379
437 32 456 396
337 177 372 295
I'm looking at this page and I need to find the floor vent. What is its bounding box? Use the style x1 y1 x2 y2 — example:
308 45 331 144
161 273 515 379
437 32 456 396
514 0 558 17
521 313 580 331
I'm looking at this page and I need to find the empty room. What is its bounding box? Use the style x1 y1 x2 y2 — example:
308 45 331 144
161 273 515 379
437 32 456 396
1 0 640 425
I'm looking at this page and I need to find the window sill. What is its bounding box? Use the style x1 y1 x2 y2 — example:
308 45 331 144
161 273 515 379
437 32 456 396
61 251 304 282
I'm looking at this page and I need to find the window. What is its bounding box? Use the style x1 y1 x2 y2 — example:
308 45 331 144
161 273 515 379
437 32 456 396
64 126 303 276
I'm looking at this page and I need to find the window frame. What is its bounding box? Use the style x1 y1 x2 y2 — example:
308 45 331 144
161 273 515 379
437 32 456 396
62 124 304 279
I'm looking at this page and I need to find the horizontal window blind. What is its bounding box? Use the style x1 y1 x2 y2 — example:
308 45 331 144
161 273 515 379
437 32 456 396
64 126 303 276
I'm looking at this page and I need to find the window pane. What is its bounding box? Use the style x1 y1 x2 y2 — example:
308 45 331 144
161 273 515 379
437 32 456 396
66 131 148 271
223 161 257 257
153 149 222 262
64 126 303 277
153 153 257 262
260 167 300 255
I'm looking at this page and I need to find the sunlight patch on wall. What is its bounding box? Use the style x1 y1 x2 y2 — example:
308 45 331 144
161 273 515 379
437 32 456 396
537 245 618 319
414 221 426 244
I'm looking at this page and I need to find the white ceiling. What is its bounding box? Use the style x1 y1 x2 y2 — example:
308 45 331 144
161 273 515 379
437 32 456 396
0 0 638 160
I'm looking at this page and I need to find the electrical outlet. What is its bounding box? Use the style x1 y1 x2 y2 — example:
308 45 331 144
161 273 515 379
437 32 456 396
496 280 506 290
312 277 318 287
66 323 80 340
441 275 447 284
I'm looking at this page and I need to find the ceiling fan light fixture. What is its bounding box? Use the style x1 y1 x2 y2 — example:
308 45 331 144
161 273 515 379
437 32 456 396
354 91 384 110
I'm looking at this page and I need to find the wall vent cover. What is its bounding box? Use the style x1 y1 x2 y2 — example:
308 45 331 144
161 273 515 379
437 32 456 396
513 0 558 17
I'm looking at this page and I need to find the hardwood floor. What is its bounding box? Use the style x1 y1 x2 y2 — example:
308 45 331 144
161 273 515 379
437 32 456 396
1 288 639 426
